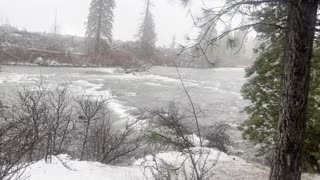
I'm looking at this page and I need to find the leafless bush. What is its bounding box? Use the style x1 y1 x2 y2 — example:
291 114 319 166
86 117 142 164
75 95 108 160
45 84 75 162
0 83 67 179
204 124 231 153
143 102 223 180
147 156 182 180
16 83 75 162
16 84 50 160
75 95 142 164
140 147 219 180
145 103 193 151
0 104 39 180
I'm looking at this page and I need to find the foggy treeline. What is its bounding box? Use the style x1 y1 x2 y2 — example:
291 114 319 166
0 0 258 69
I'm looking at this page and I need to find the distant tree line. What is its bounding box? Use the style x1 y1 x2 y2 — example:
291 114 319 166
86 0 157 62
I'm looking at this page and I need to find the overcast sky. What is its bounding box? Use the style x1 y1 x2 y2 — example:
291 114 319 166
0 0 205 46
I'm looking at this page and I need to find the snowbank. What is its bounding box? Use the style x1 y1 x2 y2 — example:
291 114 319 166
23 150 320 180
25 155 142 180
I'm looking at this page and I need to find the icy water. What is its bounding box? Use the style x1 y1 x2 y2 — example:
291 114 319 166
0 65 254 158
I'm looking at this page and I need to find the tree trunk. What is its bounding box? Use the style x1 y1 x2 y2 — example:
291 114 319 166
270 0 318 180
94 0 103 55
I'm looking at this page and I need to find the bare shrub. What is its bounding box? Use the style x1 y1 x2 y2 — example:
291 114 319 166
139 147 219 180
45 84 75 161
75 95 108 160
204 124 231 153
145 103 193 151
75 95 142 164
143 102 223 180
16 84 50 161
86 117 142 164
16 83 75 162
0 104 39 180
0 81 146 178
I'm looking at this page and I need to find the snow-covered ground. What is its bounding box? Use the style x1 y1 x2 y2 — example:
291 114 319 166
24 150 319 180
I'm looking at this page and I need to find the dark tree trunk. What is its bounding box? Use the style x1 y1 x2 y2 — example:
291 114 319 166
94 0 103 55
270 0 319 179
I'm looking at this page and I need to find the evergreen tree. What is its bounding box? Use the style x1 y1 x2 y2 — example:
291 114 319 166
241 26 320 173
241 37 285 157
137 0 157 58
179 0 319 177
86 0 115 54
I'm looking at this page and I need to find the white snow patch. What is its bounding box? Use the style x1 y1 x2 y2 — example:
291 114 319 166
134 148 319 180
15 150 320 180
186 133 210 147
225 122 240 129
25 155 142 180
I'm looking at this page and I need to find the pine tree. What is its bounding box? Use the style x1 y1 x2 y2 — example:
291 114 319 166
137 0 157 58
241 37 285 157
241 25 320 173
86 0 115 55
178 0 319 177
